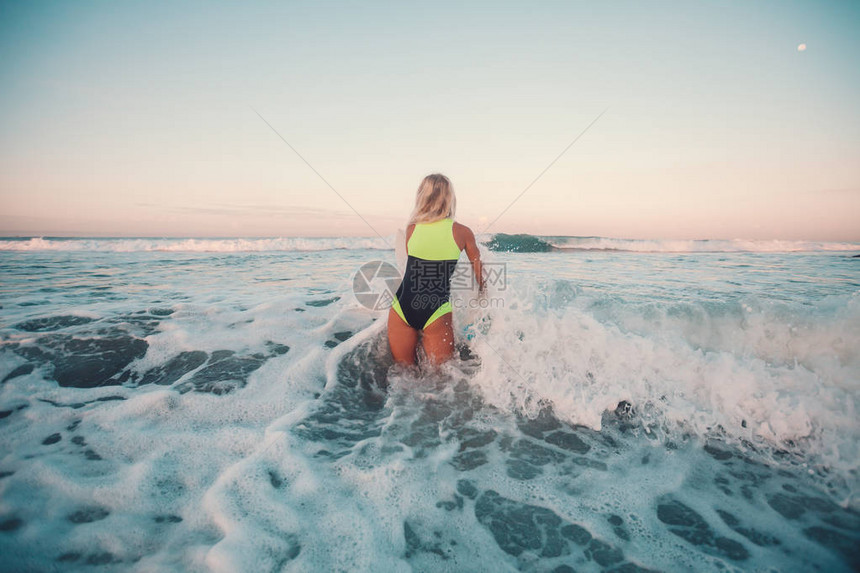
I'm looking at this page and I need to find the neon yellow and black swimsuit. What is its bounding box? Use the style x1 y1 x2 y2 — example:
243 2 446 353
392 218 462 330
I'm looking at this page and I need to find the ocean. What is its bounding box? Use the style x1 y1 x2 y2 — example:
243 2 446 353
0 235 858 572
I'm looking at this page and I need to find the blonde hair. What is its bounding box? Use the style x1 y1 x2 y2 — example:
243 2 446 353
408 173 456 225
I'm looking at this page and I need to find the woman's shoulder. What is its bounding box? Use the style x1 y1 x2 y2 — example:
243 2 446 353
452 221 474 236
452 221 475 250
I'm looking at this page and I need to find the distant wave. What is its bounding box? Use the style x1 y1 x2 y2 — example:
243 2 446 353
484 233 555 253
485 234 860 253
0 237 393 253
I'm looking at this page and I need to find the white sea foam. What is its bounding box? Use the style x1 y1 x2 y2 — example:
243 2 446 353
0 236 394 252
458 260 860 495
1 246 857 571
3 235 858 253
546 236 860 253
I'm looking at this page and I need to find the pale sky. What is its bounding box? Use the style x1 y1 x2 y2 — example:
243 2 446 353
1 0 858 240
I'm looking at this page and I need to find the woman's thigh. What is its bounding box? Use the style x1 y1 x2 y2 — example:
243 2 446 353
422 313 454 365
388 308 419 364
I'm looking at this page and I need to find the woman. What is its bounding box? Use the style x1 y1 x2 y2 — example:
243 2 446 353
388 173 484 365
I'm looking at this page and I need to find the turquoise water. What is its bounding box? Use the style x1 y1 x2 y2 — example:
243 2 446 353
0 238 858 571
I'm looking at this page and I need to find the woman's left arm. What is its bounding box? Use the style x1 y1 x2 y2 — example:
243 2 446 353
455 223 484 292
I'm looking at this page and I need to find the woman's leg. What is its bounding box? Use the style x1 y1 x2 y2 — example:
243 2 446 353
388 308 419 365
422 312 454 365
